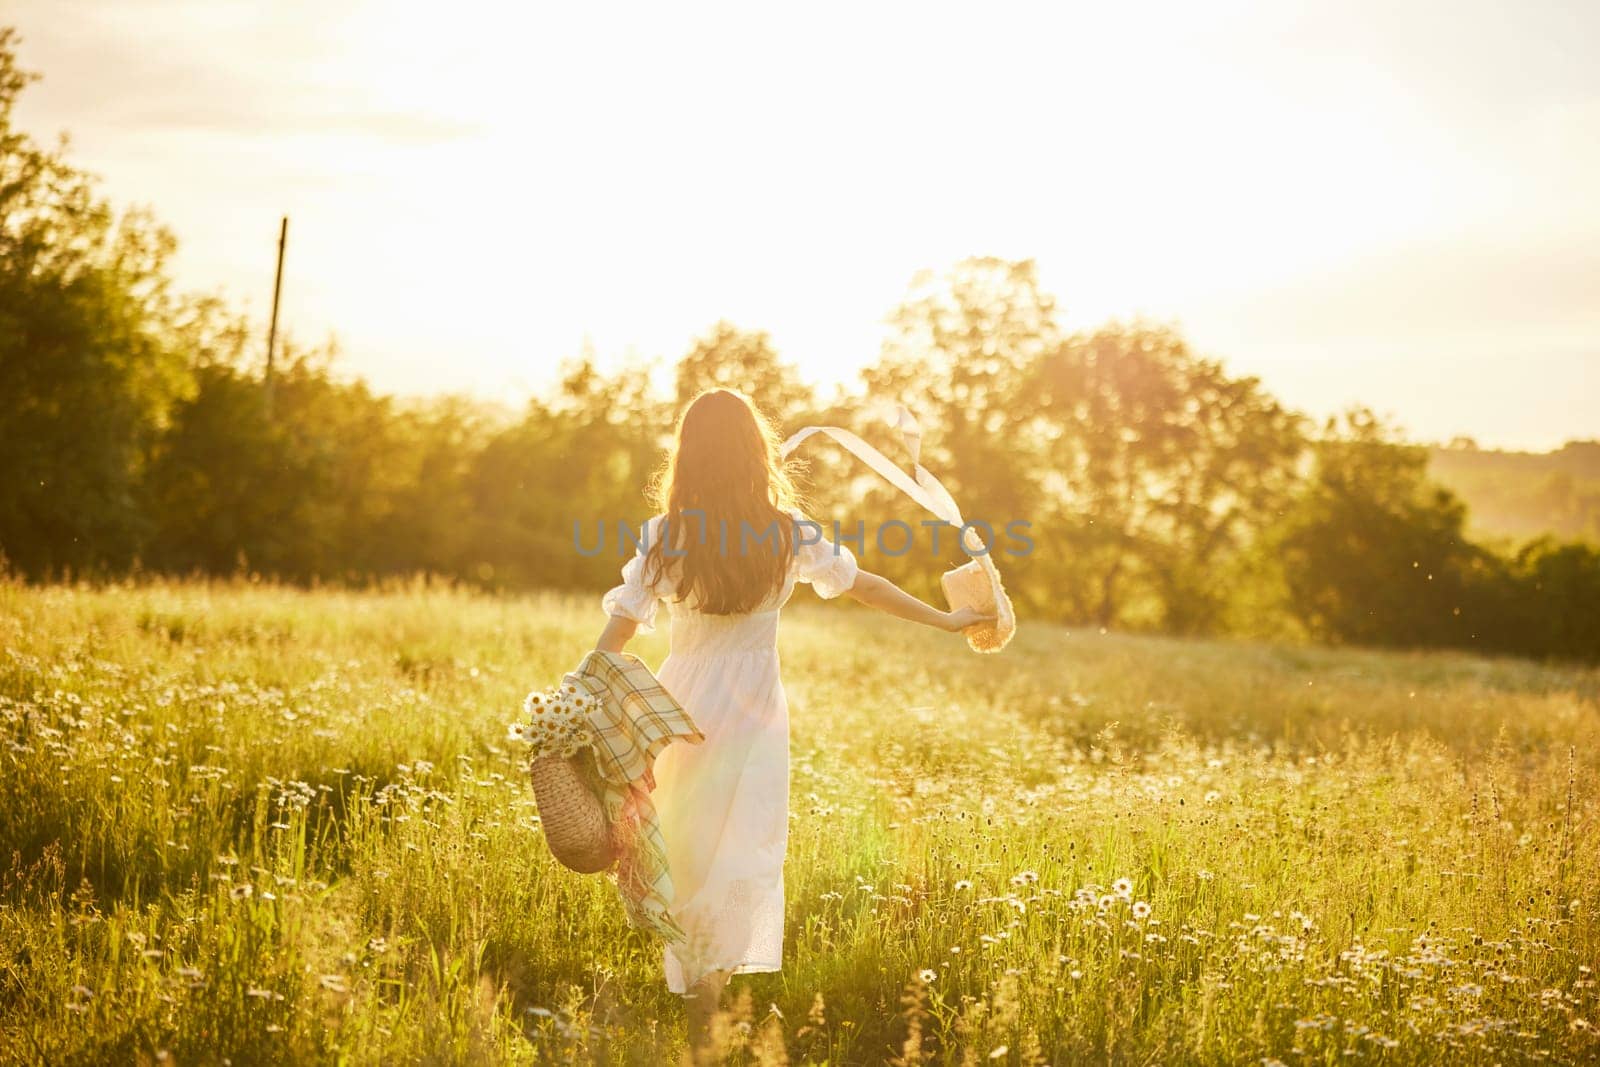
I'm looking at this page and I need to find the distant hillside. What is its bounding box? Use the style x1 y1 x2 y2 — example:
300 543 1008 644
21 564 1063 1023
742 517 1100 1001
1428 439 1600 544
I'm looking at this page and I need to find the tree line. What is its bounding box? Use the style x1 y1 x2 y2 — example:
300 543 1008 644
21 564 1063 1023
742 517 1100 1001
2 30 1595 662
1429 440 1600 545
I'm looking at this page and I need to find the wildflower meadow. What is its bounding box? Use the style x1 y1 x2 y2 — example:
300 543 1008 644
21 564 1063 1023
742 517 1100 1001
1 578 1596 1065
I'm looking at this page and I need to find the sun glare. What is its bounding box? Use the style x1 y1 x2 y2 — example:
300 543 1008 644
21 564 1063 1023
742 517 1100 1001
6 0 1597 442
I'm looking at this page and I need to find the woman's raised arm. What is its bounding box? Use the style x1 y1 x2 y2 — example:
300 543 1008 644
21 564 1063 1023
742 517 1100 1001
843 569 993 633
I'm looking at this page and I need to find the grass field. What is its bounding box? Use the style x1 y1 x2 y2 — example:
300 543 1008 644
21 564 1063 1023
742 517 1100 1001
1 579 1596 1065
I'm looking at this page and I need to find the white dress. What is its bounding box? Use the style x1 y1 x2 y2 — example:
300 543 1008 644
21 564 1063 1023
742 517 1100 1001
600 511 860 995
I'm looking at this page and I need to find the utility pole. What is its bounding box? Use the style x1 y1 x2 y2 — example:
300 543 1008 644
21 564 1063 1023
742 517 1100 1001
264 215 288 414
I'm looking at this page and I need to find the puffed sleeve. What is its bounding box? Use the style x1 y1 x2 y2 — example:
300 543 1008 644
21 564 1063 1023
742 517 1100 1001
601 517 665 632
791 511 860 600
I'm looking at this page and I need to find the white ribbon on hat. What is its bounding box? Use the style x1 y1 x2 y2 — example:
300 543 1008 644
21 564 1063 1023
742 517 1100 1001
779 406 986 556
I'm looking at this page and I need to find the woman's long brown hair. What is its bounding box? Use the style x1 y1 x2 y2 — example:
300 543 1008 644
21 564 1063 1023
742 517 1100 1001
643 388 803 614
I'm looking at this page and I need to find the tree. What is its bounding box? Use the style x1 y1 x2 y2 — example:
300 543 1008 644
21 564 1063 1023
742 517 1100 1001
1027 320 1306 631
858 262 1305 632
674 321 815 427
1274 409 1506 650
0 28 193 574
145 340 396 580
855 258 1058 604
866 257 1056 518
1504 538 1600 661
370 395 492 578
466 356 666 590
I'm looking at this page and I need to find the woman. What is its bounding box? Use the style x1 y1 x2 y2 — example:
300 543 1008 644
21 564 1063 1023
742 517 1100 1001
592 388 991 1057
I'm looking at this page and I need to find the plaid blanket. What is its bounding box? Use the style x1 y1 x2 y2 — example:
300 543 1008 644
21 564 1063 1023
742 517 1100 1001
567 649 704 942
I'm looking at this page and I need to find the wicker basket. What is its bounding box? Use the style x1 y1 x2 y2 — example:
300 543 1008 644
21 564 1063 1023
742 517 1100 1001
528 749 617 874
940 553 1016 653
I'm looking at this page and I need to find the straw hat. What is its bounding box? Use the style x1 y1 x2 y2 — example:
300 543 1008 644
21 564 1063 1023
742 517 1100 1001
940 548 1016 653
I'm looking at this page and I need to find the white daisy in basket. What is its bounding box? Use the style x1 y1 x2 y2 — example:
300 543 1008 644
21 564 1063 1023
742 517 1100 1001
513 684 598 761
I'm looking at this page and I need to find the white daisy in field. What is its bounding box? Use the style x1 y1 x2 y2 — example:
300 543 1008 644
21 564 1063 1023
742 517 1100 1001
506 722 528 742
1132 901 1151 920
1112 878 1133 899
918 969 937 983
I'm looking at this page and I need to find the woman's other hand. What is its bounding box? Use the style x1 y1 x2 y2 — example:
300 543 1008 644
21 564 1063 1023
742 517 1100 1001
941 606 997 633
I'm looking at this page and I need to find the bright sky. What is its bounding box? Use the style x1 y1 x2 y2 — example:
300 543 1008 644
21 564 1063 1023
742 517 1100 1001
9 0 1597 449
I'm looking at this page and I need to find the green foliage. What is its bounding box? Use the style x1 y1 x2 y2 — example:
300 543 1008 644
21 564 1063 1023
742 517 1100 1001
0 28 193 575
855 261 1304 637
869 257 1055 523
1270 412 1600 661
144 346 482 581
1503 538 1600 661
1028 320 1306 633
1276 410 1506 650
465 357 665 591
1 581 1596 1063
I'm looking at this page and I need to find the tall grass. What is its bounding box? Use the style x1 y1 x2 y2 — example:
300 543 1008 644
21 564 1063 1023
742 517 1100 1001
1 577 1595 1064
